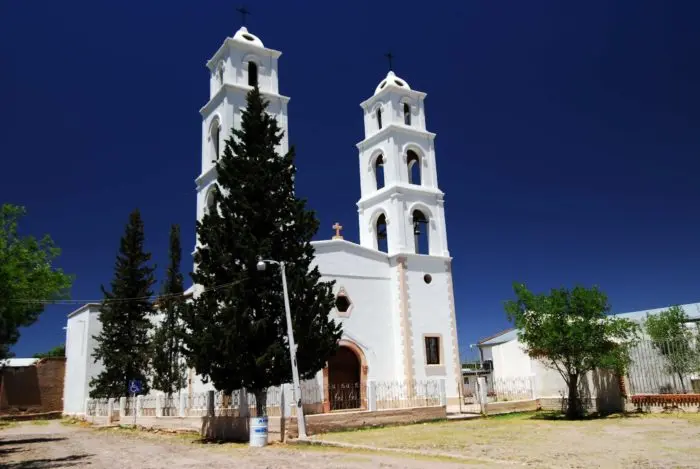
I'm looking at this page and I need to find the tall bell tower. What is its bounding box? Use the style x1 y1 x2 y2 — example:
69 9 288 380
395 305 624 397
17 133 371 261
195 25 289 225
356 70 449 257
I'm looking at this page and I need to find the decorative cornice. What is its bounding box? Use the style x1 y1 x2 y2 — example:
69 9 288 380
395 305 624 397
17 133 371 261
356 183 444 210
360 87 427 110
200 83 290 117
206 37 282 71
195 165 218 189
356 124 436 151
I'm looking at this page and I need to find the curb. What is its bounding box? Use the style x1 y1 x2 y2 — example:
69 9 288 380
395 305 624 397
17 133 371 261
290 437 530 466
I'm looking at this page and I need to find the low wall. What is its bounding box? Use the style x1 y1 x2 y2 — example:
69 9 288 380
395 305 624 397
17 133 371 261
287 406 446 438
628 394 700 413
538 395 625 414
1 358 66 414
484 399 538 415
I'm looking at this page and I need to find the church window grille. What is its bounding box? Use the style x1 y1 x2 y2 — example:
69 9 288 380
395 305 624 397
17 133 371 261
376 108 382 130
425 336 441 365
407 150 420 185
403 103 411 126
376 213 388 253
374 154 385 190
248 61 258 87
412 209 429 254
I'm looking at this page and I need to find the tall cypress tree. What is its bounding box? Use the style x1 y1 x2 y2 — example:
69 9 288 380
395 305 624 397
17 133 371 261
182 87 342 414
151 224 187 396
90 210 156 398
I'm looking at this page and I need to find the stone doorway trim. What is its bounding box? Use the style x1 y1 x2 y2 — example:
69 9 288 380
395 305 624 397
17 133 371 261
323 339 369 412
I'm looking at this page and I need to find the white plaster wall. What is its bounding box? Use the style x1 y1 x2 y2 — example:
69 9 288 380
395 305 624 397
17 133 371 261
312 244 399 381
63 310 88 414
404 255 460 397
486 339 533 380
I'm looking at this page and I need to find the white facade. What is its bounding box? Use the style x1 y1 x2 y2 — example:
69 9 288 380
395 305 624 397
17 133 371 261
63 25 462 413
63 303 103 415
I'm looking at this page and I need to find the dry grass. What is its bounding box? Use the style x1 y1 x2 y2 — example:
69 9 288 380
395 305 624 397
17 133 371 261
316 411 700 468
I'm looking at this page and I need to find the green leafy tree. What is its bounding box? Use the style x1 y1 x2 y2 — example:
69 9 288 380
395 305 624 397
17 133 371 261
0 204 72 361
33 344 65 358
644 305 699 393
504 283 638 418
90 210 156 398
151 225 187 396
182 87 342 415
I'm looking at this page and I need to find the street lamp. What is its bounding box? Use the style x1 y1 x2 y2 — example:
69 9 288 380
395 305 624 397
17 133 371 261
256 258 307 439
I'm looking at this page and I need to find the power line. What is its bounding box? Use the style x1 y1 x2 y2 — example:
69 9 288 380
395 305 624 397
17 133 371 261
8 277 250 307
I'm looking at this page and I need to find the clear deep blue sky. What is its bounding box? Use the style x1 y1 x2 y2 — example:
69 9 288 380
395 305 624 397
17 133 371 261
2 1 699 360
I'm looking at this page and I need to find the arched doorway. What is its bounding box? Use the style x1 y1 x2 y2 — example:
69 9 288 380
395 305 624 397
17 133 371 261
323 341 368 411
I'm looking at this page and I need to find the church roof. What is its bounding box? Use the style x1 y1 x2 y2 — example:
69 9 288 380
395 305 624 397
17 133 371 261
232 26 264 48
374 71 411 96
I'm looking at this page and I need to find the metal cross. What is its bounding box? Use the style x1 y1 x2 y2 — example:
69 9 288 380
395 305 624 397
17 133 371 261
385 52 394 71
332 222 343 239
236 6 251 26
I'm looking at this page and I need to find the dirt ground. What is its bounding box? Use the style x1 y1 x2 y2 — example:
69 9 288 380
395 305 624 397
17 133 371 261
0 420 480 468
317 411 700 468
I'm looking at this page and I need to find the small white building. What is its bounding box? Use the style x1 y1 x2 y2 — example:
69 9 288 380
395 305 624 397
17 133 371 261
477 302 700 409
63 303 103 415
63 24 462 414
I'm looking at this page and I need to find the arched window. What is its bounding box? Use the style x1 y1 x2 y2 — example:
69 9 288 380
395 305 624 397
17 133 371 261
407 150 421 185
376 108 383 130
211 122 221 160
374 154 385 190
376 214 388 253
412 210 429 255
248 61 258 87
205 189 216 215
403 103 411 126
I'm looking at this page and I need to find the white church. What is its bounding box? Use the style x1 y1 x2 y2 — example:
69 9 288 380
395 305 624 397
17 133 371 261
63 25 462 414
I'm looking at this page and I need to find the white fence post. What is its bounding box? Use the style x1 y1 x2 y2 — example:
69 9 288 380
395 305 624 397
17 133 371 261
156 394 163 417
119 397 127 419
477 377 488 415
84 398 90 417
206 390 215 417
107 398 115 423
179 393 187 417
368 380 377 411
439 378 447 407
239 388 249 418
136 395 143 417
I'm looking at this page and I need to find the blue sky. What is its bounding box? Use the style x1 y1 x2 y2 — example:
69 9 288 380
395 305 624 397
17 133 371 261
1 1 699 360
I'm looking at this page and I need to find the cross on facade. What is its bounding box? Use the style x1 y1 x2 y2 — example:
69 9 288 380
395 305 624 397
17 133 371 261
332 222 343 240
236 6 251 26
385 52 394 71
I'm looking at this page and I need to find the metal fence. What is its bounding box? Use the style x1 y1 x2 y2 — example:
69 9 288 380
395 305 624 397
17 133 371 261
374 379 442 410
628 338 700 395
463 376 534 404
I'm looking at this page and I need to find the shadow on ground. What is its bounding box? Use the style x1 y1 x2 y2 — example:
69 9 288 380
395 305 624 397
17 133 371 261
2 454 90 468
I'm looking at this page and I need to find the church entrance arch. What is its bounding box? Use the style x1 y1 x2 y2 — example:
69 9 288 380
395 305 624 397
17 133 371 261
323 340 368 411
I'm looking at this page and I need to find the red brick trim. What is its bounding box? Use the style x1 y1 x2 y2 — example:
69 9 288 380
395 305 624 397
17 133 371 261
631 394 700 406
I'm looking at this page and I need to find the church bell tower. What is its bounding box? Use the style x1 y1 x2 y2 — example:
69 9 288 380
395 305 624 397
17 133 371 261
356 70 449 257
195 25 289 225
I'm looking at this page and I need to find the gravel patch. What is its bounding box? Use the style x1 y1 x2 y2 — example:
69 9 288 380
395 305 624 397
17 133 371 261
0 421 483 468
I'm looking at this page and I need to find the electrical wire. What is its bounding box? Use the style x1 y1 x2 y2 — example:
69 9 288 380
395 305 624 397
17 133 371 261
7 276 250 306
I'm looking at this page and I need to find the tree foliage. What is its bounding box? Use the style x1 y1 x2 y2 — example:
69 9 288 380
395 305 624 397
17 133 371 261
151 225 187 396
504 283 638 418
90 210 156 398
182 87 342 414
644 305 700 393
0 204 72 361
33 343 65 358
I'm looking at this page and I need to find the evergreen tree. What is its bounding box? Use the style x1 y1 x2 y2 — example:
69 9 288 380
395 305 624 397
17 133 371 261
90 210 156 398
151 224 187 396
182 87 342 414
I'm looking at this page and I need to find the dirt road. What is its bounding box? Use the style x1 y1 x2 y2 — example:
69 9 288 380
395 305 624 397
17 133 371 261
0 421 482 468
